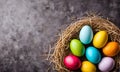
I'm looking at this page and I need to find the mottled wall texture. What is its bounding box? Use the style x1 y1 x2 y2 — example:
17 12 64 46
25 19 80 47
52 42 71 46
0 0 119 72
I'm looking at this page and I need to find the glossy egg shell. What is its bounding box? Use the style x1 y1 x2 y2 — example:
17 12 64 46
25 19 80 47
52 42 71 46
79 25 93 44
98 57 115 72
86 46 101 64
93 31 108 48
103 42 119 57
64 54 81 70
70 39 85 57
81 61 96 72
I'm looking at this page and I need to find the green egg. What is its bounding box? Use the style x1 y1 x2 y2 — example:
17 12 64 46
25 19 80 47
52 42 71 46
70 39 85 57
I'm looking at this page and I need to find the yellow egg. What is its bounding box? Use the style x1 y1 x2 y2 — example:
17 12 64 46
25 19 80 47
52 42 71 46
81 61 96 72
93 31 108 48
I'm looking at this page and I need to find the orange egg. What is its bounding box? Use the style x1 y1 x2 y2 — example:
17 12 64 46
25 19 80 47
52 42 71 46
103 42 119 57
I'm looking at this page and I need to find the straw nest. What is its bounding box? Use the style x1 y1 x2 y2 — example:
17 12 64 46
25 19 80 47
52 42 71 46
50 16 120 72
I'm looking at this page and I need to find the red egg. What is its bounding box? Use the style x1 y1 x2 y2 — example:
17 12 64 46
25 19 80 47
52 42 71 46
64 54 81 70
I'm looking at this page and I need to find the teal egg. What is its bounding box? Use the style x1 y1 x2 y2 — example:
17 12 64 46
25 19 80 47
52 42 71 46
70 39 85 57
79 25 93 44
86 46 101 64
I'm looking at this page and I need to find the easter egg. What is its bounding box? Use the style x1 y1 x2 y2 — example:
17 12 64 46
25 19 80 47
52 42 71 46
79 25 93 44
64 54 81 70
103 42 119 57
86 46 101 64
70 39 85 57
81 61 96 72
93 31 108 48
98 57 115 72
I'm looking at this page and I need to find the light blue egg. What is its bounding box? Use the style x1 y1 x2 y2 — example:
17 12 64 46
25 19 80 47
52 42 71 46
79 25 93 44
86 46 101 64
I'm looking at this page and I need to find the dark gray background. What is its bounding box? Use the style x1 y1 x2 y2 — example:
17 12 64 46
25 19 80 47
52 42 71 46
0 0 119 72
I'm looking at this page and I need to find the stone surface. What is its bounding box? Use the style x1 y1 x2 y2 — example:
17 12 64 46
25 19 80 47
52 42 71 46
0 0 119 72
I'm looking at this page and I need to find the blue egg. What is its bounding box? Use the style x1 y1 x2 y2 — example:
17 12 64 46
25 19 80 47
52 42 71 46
79 25 93 44
86 46 101 64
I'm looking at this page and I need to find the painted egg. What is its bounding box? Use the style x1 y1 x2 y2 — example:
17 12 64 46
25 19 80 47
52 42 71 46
86 46 101 64
70 39 85 57
98 57 115 72
93 31 108 48
79 25 93 44
81 61 96 72
103 42 119 57
64 54 81 70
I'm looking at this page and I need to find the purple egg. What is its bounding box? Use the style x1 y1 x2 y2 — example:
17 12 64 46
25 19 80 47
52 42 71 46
98 57 115 72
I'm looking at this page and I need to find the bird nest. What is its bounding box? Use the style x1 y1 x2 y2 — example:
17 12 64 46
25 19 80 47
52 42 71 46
50 16 120 72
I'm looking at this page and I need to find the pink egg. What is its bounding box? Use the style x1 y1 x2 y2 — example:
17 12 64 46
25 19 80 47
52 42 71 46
64 54 81 70
98 57 115 72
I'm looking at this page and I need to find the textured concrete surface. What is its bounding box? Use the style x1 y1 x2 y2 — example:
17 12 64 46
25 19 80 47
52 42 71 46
0 0 119 72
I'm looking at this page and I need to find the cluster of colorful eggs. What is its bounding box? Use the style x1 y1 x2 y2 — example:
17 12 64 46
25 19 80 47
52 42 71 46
64 25 119 72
